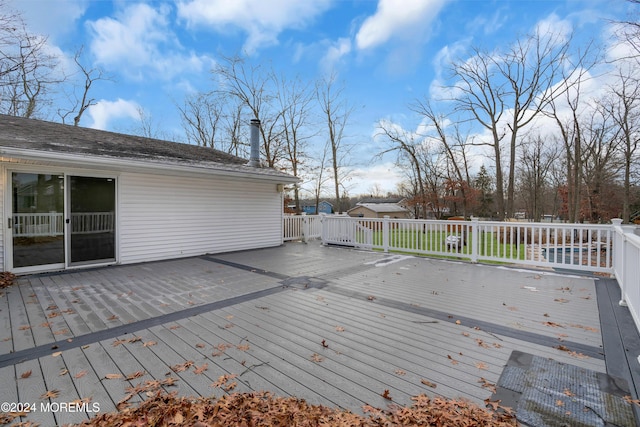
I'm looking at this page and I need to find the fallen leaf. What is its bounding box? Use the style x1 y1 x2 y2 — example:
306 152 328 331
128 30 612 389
475 339 490 349
475 362 488 370
126 371 145 380
112 339 128 347
335 326 345 332
193 363 208 375
421 379 437 388
47 312 61 318
143 341 157 347
556 399 565 407
195 343 206 349
52 351 62 357
484 399 500 411
395 370 406 376
39 322 51 328
20 370 32 379
41 389 60 399
381 389 392 400
447 355 459 365
107 314 119 321
321 339 329 348
461 332 470 337
104 373 123 380
367 295 376 301
236 344 250 351
18 325 31 330
74 370 88 379
311 353 324 363
169 325 181 330
563 388 575 397
455 320 461 325
59 369 69 376
554 298 569 303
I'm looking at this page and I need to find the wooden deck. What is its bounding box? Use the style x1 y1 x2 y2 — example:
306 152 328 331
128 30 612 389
0 242 637 426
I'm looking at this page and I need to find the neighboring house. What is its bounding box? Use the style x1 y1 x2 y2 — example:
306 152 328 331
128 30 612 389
347 203 411 219
300 201 333 215
0 115 298 274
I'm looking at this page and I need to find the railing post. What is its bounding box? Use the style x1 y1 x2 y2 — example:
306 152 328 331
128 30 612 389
302 213 309 243
320 214 328 245
611 219 627 306
383 216 390 253
471 217 479 263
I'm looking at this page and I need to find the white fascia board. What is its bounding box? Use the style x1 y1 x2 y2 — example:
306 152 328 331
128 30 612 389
0 147 299 184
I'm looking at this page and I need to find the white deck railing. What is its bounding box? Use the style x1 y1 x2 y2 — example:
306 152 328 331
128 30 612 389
320 216 614 273
13 212 114 237
612 219 640 333
283 214 322 242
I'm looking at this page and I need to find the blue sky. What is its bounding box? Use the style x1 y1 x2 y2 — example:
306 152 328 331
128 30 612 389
8 0 634 196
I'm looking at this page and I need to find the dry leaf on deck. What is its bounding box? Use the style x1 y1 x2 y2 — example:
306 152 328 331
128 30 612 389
126 371 145 380
40 389 60 399
421 379 437 388
74 370 88 379
381 389 392 400
193 363 208 375
20 370 32 379
104 373 123 380
143 341 157 347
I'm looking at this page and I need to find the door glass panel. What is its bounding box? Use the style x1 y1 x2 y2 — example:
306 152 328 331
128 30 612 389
70 176 115 263
12 173 65 268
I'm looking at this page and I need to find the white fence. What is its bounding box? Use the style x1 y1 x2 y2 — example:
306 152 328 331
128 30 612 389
320 215 614 273
283 215 322 242
612 219 640 333
13 212 114 237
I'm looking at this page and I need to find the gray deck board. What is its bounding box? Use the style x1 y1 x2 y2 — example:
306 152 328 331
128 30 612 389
14 359 56 426
111 329 201 399
63 346 117 414
0 242 631 425
0 288 13 355
39 349 86 426
0 365 17 409
7 287 35 352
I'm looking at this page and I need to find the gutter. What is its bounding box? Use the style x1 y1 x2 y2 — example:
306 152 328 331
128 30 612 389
0 147 299 184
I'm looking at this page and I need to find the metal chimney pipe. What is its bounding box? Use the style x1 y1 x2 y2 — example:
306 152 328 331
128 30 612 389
248 119 261 167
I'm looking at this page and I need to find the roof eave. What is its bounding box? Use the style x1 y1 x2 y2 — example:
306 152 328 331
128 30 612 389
0 147 300 184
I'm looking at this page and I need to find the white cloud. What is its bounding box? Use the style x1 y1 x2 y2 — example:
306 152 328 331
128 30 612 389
320 37 352 74
355 0 448 51
87 3 211 80
8 0 88 42
176 0 333 53
533 13 573 46
349 163 405 196
87 99 140 130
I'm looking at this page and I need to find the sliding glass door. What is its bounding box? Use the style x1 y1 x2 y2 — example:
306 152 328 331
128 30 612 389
69 176 116 264
9 172 116 271
11 173 65 269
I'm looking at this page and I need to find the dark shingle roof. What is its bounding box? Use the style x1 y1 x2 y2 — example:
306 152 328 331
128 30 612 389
0 114 295 181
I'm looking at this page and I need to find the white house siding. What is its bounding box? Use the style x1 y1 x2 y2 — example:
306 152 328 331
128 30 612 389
118 172 283 265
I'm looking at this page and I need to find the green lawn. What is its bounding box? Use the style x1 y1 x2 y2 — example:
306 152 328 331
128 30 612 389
366 229 526 261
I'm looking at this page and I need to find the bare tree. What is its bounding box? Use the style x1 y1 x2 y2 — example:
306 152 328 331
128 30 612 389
275 73 315 212
517 134 560 221
57 46 112 126
375 120 428 217
213 56 285 167
412 100 475 217
317 74 353 213
0 15 62 118
179 92 223 148
449 30 577 218
601 64 640 222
